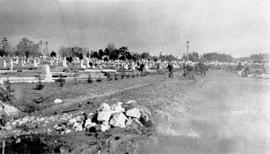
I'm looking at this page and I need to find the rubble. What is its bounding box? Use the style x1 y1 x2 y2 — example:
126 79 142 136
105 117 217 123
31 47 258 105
97 110 112 122
126 108 141 119
1 100 153 135
110 113 127 128
110 102 125 113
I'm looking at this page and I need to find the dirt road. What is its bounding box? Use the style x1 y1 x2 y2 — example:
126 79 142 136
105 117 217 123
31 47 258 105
109 70 270 153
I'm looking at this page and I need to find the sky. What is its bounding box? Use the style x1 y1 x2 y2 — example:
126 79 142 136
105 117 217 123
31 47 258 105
0 0 269 57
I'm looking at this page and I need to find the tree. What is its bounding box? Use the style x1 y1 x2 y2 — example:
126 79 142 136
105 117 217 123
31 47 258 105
16 37 41 57
50 51 57 57
188 52 200 62
202 52 233 62
0 37 11 56
141 52 151 60
106 43 115 53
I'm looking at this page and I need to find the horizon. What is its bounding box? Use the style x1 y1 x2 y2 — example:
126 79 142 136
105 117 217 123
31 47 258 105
0 0 269 58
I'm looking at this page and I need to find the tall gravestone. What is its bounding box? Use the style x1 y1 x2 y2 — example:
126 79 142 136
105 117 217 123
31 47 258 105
3 59 7 68
63 57 67 68
10 59 13 70
80 60 85 69
33 59 37 67
131 62 135 70
40 65 53 82
86 58 90 68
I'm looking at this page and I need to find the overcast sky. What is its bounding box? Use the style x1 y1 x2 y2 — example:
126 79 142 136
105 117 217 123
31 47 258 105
0 0 269 57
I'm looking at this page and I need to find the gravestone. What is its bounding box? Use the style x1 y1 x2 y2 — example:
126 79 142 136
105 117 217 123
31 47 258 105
10 59 13 70
131 62 136 70
40 65 53 82
80 60 86 69
144 62 150 72
3 59 7 68
63 58 67 68
33 59 37 67
86 58 90 68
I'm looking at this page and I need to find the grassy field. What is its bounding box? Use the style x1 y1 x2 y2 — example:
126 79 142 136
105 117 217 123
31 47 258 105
10 74 163 114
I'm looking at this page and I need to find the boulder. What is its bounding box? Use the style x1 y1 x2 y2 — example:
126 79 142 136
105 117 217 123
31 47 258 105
98 103 111 111
122 100 137 110
126 108 141 119
97 122 110 132
111 102 125 113
84 119 97 130
97 110 112 122
73 122 83 131
109 113 127 128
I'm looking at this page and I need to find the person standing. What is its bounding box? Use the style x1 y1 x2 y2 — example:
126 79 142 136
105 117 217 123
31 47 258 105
168 62 174 78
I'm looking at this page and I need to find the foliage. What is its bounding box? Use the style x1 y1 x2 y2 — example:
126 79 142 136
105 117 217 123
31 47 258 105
160 54 178 61
50 51 57 57
16 37 42 57
202 52 233 62
0 37 10 57
249 53 270 63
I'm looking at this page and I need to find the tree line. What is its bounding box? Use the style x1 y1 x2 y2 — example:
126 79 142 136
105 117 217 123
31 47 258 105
1 37 268 63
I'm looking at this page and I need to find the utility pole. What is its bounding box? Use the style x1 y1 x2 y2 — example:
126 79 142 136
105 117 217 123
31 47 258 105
186 41 190 61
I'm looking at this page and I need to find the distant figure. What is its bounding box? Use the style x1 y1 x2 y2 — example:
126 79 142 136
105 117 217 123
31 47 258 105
168 63 174 78
198 61 207 76
139 63 145 72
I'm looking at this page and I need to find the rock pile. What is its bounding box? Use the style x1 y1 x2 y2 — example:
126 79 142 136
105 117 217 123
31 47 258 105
1 100 153 136
53 100 152 134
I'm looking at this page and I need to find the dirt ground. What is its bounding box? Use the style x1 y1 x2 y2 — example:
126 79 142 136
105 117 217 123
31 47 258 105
96 70 270 153
2 70 270 153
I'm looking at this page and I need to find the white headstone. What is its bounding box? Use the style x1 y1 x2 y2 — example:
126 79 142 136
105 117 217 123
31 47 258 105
144 62 149 72
10 59 13 70
40 65 53 82
131 62 135 70
80 60 85 69
63 58 67 68
86 58 90 68
3 59 7 68
33 59 37 67
124 64 128 70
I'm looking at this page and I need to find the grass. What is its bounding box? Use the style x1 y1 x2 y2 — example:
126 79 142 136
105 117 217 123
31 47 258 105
9 74 161 114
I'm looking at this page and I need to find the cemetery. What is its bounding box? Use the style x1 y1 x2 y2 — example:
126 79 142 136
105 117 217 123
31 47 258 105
0 39 269 154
